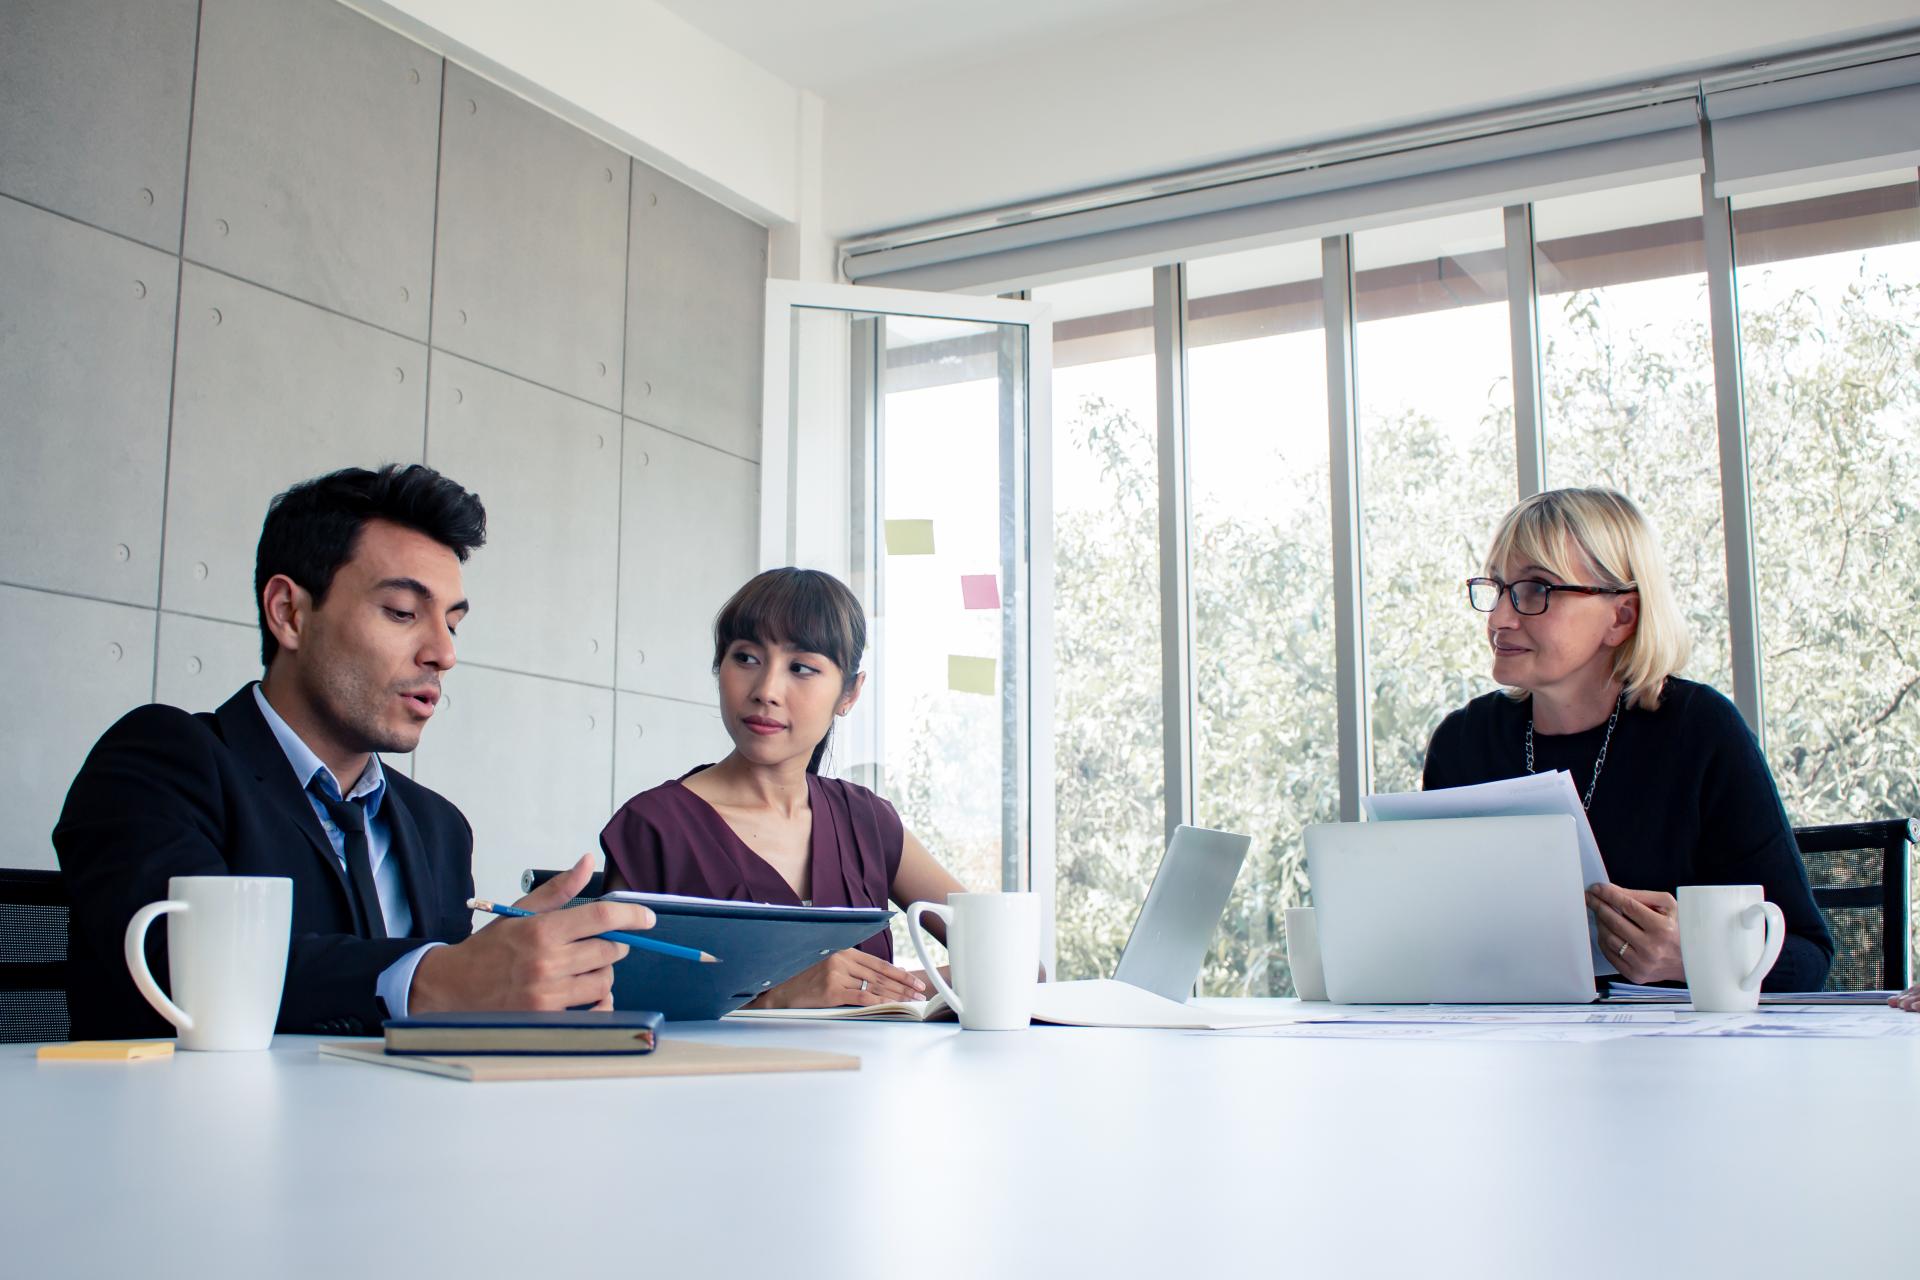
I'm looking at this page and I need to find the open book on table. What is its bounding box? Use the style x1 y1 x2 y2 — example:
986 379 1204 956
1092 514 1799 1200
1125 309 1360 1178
729 978 1309 1030
731 992 958 1022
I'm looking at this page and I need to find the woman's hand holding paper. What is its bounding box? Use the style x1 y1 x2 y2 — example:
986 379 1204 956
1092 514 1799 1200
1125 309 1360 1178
1586 883 1683 984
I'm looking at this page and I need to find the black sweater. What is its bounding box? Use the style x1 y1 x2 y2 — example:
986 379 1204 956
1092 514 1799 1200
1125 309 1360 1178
1422 677 1834 992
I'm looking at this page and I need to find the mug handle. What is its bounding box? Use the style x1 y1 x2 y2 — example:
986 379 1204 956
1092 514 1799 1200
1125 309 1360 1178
906 901 962 1017
1739 901 1787 993
124 900 194 1032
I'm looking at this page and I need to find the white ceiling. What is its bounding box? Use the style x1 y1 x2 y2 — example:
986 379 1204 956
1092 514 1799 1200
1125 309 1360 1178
373 0 1920 244
652 0 1249 96
811 0 1920 237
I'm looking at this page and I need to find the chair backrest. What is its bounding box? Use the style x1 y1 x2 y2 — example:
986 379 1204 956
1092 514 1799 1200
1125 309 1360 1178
1794 819 1914 992
520 869 608 899
0 869 71 1044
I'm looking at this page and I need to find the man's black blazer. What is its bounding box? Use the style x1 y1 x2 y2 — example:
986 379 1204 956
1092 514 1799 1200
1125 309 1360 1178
54 685 475 1039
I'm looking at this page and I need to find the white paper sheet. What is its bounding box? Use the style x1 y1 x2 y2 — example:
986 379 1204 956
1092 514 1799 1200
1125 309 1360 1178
1202 1022 1647 1043
1299 1009 1676 1024
1467 1025 1653 1043
1200 1007 1919 1041
731 981 1321 1029
1031 979 1314 1029
1364 771 1617 975
1602 981 1901 1005
1644 1013 1920 1038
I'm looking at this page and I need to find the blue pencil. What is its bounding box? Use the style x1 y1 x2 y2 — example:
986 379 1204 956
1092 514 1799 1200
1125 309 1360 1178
467 897 718 964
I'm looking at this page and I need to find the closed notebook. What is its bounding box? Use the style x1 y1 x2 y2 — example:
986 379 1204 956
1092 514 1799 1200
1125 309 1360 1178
383 1009 664 1055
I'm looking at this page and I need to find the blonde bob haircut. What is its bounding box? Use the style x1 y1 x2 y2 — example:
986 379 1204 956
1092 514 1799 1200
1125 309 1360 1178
1483 487 1690 711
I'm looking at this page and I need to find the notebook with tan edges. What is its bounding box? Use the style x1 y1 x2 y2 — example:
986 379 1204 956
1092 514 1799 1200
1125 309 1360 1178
37 1041 175 1062
320 1038 858 1082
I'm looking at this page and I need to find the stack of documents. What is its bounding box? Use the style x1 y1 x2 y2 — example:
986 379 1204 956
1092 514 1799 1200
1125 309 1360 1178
1365 770 1615 974
1602 982 1900 1005
1197 1002 1920 1041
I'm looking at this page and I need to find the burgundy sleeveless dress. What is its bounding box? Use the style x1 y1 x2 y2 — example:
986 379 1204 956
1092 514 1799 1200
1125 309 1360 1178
599 766 906 961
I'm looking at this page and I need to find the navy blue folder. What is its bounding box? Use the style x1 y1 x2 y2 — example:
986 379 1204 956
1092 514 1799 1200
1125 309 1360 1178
604 893 895 1021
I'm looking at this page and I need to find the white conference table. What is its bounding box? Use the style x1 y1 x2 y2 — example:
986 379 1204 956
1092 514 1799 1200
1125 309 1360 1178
4 1005 1917 1279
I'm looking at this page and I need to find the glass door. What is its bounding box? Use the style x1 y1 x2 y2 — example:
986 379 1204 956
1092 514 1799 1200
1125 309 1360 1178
761 283 1055 967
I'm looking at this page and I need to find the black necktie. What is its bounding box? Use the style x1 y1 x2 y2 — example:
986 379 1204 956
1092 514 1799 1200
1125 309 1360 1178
315 788 387 940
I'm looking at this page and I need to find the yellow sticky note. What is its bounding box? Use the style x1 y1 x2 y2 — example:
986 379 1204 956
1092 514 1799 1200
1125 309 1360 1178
884 519 936 556
38 1040 174 1062
948 655 996 696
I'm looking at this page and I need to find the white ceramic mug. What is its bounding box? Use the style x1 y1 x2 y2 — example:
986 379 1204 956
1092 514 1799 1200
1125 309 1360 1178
1284 906 1327 1001
124 876 293 1050
1677 884 1785 1013
906 892 1038 1031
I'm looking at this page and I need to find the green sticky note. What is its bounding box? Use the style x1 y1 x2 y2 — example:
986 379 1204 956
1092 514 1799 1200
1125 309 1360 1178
884 519 936 556
948 655 996 696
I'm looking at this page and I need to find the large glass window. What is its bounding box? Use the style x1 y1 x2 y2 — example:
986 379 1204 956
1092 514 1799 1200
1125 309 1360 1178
1185 243 1337 995
939 130 1920 991
1033 271 1164 981
1353 210 1515 794
865 314 1027 906
1735 172 1920 852
1533 177 1732 692
794 302 1038 962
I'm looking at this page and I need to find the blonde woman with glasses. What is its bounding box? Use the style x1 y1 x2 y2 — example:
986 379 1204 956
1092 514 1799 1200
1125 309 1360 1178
1422 487 1833 992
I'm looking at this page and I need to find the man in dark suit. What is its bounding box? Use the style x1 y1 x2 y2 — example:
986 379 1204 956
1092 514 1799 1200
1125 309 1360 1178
55 464 654 1039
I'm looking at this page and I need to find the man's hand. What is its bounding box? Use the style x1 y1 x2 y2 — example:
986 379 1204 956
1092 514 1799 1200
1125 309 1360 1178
1587 883 1684 984
410 855 657 1012
751 948 930 1009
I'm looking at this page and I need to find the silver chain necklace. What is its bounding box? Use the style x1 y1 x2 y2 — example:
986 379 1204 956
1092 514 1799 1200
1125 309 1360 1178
1525 691 1625 811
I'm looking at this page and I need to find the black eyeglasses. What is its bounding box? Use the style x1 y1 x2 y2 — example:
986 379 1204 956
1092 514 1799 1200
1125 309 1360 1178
1466 576 1637 616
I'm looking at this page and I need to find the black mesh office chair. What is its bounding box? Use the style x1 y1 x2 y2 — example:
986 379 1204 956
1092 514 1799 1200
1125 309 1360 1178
0 869 72 1044
1794 820 1914 992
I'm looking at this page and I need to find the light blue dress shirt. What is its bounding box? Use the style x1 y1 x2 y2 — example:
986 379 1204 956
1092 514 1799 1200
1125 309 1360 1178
251 685 441 1017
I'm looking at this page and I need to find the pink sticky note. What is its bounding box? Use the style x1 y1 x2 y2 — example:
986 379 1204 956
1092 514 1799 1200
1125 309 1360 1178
960 574 1001 610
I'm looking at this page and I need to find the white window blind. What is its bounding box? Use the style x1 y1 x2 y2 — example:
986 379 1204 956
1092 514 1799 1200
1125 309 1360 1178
1705 53 1920 198
845 101 1702 294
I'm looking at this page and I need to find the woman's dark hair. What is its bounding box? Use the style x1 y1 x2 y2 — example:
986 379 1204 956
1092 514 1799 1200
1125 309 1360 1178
254 464 486 666
712 568 866 774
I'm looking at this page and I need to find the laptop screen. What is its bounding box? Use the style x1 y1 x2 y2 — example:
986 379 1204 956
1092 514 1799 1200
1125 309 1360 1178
1112 825 1251 1002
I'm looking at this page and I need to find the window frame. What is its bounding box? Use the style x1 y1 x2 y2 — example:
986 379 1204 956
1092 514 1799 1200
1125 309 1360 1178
760 280 1059 968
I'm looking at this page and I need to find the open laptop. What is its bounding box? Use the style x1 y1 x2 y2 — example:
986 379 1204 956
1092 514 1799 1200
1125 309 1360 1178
1111 825 1252 1002
1303 815 1596 1003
